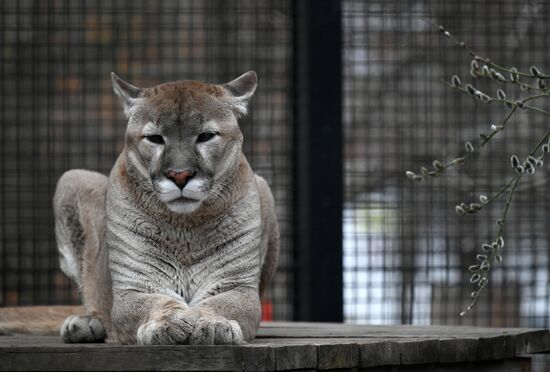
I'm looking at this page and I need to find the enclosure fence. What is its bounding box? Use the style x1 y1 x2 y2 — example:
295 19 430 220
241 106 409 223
0 0 294 320
343 0 550 327
1 0 550 328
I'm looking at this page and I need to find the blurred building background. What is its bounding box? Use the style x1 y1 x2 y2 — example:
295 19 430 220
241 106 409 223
1 0 549 328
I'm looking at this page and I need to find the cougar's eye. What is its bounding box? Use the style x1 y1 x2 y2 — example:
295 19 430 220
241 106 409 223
196 132 218 143
145 135 164 144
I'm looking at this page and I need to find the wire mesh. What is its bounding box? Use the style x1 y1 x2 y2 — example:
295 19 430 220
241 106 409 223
343 0 550 327
4 0 550 329
0 0 294 320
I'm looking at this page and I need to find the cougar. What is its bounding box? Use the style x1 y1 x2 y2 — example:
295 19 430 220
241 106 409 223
0 71 279 345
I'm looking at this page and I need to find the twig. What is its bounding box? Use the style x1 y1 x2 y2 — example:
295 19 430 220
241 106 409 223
409 22 550 315
459 130 550 316
430 21 550 79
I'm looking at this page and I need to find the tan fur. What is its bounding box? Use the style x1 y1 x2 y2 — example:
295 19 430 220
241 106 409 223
0 306 84 335
256 175 280 295
0 72 279 345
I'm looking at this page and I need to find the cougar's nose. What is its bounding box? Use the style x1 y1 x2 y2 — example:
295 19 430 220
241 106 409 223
166 168 195 189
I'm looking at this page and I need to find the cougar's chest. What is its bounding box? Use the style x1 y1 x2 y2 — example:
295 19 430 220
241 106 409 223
150 216 261 303
152 213 235 260
105 171 263 302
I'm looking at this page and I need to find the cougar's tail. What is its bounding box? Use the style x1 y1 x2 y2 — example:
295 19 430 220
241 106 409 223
0 305 84 336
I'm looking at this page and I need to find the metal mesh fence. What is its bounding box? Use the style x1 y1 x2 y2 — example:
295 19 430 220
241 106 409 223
343 0 550 327
3 0 550 329
0 0 294 320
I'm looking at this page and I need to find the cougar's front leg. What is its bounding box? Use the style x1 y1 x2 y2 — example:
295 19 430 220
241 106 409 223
112 288 259 345
191 287 261 344
54 170 112 343
111 291 197 345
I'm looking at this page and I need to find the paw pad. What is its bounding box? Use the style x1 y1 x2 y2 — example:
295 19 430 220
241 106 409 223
61 314 106 343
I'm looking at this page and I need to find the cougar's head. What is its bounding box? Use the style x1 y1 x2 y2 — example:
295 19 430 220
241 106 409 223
111 71 257 214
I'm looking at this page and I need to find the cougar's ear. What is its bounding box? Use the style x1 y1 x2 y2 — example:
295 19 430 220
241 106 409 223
111 72 144 116
222 71 257 117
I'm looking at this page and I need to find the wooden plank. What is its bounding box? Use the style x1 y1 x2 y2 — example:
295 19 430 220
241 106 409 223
241 345 276 372
0 346 242 371
253 337 392 345
437 338 478 363
257 322 547 339
1 322 549 371
397 339 439 365
504 335 516 358
360 358 532 372
259 321 542 334
517 329 550 354
273 345 316 371
477 336 506 361
359 341 400 367
316 343 358 370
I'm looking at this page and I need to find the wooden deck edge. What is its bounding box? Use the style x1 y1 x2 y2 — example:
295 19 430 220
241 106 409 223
1 331 550 371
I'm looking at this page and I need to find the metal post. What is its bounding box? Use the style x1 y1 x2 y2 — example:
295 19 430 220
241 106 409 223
293 0 343 322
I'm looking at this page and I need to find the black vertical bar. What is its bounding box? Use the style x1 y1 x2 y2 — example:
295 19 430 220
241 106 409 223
293 0 343 322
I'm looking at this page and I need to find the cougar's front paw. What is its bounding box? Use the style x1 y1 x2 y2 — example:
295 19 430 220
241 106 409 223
189 316 244 345
137 310 243 345
61 314 106 343
137 310 199 345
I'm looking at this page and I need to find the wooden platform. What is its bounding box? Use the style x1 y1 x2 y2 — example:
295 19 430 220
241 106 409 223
1 321 549 371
